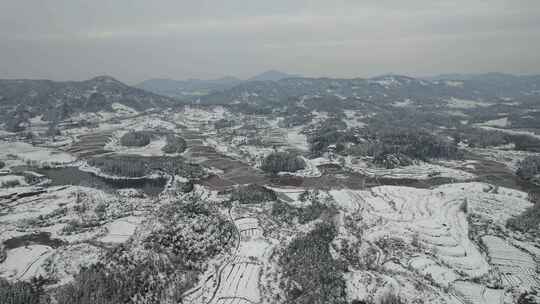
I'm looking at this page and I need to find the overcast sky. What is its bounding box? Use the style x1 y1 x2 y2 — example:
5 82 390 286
1 0 539 84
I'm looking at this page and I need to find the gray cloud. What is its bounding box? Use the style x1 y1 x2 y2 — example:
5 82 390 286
1 0 539 83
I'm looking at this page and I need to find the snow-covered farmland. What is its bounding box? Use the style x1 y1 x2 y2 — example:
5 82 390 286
481 236 539 290
477 117 510 128
235 217 263 241
0 184 141 286
447 98 492 109
451 281 506 304
0 141 76 168
99 216 143 243
184 213 273 304
0 245 52 280
347 159 476 181
330 182 536 303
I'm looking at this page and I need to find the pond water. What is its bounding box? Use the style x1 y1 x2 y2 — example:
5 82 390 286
3 232 65 249
13 166 167 196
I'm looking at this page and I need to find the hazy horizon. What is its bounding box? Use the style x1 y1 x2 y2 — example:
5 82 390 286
1 1 539 83
3 70 540 87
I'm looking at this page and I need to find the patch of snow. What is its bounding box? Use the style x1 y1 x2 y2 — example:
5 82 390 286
286 127 309 151
0 245 52 280
392 99 414 107
99 216 142 243
111 102 138 115
0 175 28 187
0 141 76 168
478 126 540 140
477 117 509 128
347 159 476 181
447 98 492 109
44 243 103 285
451 281 506 304
444 81 464 87
409 256 459 287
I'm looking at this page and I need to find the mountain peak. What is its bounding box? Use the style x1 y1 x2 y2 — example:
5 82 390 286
249 70 300 82
88 75 124 85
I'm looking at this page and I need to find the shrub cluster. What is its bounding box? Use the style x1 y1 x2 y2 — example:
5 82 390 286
307 118 356 156
516 156 540 183
0 277 48 304
88 155 204 178
145 199 235 270
120 131 153 147
88 156 147 177
279 222 347 304
214 119 235 129
230 184 277 204
506 191 540 235
272 195 334 225
351 293 406 304
55 252 191 304
260 152 306 175
456 127 540 152
162 135 187 154
353 129 462 168
455 127 508 148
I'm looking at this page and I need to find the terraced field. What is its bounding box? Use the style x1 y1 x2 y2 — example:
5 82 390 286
184 215 270 304
364 185 489 278
451 281 505 304
209 216 269 304
65 131 114 158
481 236 539 290
211 256 262 304
235 217 263 241
330 183 537 304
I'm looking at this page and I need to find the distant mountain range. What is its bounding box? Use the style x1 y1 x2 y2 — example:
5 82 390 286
423 72 528 82
136 76 243 98
136 70 300 97
136 72 540 104
2 72 539 132
0 76 175 132
197 73 540 105
248 70 301 82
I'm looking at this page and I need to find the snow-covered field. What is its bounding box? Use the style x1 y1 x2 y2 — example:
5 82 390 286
347 158 476 181
0 175 28 187
44 243 103 285
477 117 510 128
99 216 143 243
478 125 540 140
447 98 492 109
184 214 273 304
0 245 52 280
330 182 536 304
451 281 506 304
481 236 539 290
0 185 144 284
0 140 76 167
286 127 309 151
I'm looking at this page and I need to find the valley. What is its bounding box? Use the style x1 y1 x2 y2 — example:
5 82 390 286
1 74 540 304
